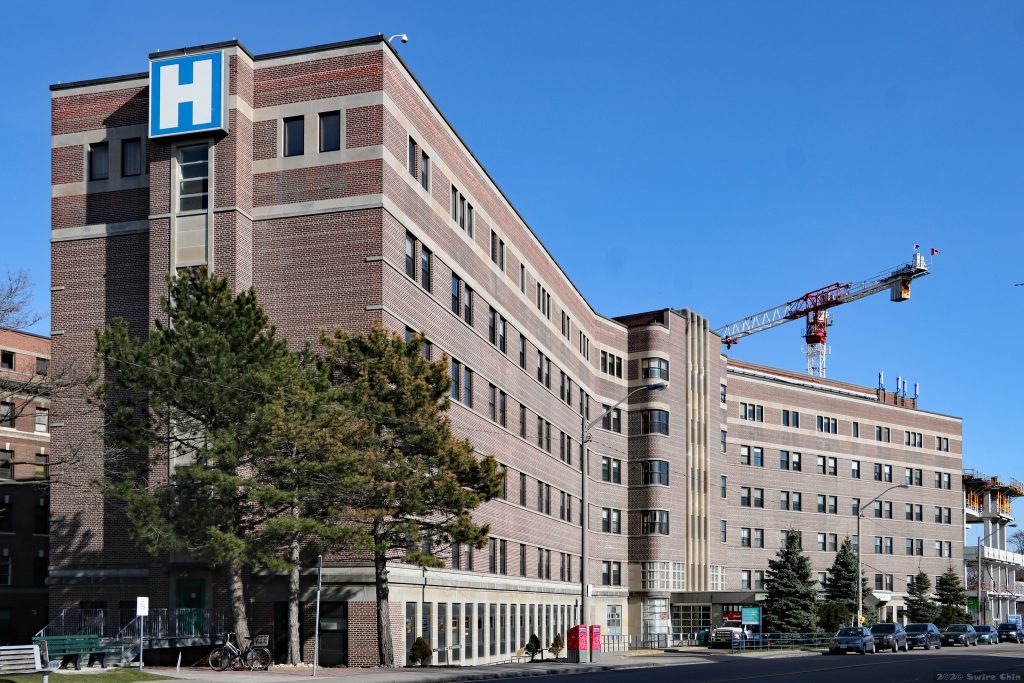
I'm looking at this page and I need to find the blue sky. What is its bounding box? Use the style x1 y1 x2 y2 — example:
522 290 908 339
4 1 1021 527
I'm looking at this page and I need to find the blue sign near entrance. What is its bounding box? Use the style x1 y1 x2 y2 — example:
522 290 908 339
741 606 761 625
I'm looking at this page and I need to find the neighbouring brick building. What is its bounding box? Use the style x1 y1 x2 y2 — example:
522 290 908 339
48 36 964 665
0 329 51 643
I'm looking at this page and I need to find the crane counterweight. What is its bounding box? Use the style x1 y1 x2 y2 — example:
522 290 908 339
713 249 930 378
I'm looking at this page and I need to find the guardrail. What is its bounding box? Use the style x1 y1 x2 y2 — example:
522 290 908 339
726 632 832 652
36 608 228 642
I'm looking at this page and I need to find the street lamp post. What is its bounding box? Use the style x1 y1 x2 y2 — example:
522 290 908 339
977 523 1016 627
857 483 910 626
580 381 666 659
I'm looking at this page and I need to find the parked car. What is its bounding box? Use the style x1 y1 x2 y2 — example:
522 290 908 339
997 622 1023 643
905 623 942 650
709 620 753 648
975 625 998 644
829 626 876 655
941 624 978 647
870 622 909 652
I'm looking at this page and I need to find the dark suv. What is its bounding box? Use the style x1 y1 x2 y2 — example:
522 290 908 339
905 623 942 650
871 623 909 652
998 622 1023 643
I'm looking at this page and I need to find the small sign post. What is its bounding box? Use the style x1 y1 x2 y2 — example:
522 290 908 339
136 597 149 669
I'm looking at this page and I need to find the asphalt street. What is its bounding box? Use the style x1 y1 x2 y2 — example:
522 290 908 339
537 644 1024 683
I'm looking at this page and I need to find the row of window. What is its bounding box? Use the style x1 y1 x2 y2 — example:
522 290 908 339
0 548 45 587
404 599 580 662
451 539 576 584
281 111 343 158
88 138 144 180
733 398 956 452
600 351 623 378
0 407 48 434
0 352 48 375
407 136 431 190
0 495 48 534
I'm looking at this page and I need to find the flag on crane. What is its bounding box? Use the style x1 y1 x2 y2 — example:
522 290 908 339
931 248 941 256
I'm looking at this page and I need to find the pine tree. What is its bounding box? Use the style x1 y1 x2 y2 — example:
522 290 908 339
763 529 817 633
95 268 303 645
320 325 504 667
934 565 971 628
824 536 869 618
905 571 939 624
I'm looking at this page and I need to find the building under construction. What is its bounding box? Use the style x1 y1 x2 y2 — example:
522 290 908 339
963 470 1024 625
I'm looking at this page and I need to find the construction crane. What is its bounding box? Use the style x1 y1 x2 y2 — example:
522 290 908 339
713 249 931 377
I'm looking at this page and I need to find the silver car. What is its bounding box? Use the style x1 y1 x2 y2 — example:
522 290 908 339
829 626 876 655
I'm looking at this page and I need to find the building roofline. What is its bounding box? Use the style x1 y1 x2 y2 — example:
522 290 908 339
50 72 147 92
0 327 51 342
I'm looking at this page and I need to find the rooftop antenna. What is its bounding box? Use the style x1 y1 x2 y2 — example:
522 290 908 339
878 370 884 390
914 382 920 400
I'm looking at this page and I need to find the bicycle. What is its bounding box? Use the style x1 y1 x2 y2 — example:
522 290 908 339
209 632 272 671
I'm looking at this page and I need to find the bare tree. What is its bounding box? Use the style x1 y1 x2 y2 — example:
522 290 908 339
0 268 41 332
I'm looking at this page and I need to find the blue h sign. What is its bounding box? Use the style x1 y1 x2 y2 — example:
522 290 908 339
149 51 227 138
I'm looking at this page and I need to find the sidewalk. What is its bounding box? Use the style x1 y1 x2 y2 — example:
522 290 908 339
144 651 716 683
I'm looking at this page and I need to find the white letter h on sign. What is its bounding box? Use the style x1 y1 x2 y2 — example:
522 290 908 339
159 60 213 129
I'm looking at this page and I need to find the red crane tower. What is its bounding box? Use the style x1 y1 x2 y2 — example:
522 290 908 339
713 249 931 377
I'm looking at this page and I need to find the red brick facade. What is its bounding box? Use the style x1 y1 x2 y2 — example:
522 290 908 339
48 35 964 663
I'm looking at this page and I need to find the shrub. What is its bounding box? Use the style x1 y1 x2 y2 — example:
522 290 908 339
409 636 432 666
525 633 541 661
549 633 564 658
816 600 851 633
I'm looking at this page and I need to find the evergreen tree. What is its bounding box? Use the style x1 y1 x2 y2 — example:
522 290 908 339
934 565 971 627
824 536 869 618
95 268 305 645
905 571 939 624
763 529 817 633
320 326 504 666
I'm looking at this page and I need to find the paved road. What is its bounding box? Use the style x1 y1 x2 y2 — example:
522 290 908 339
538 645 1024 683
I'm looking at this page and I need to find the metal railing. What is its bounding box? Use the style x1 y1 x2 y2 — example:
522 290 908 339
725 632 832 652
35 608 227 642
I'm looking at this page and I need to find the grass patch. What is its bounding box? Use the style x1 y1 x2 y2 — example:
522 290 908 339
1 670 172 683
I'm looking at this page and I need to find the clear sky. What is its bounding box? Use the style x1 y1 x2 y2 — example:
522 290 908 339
5 1 1021 528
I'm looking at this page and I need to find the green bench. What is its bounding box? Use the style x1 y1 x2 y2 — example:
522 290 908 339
32 635 107 670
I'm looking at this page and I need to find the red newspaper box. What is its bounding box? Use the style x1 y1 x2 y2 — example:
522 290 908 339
568 625 589 663
590 624 602 662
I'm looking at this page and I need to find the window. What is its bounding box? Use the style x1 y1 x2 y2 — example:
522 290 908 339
853 421 860 438
780 450 790 469
451 186 475 238
780 491 790 510
754 528 764 548
741 487 752 507
0 403 12 429
0 351 11 370
451 275 461 314
873 463 883 481
35 408 48 433
818 495 827 513
601 457 621 484
463 286 473 324
283 116 304 156
720 383 727 403
782 409 800 428
641 510 669 535
405 233 416 278
0 497 8 532
884 465 892 483
176 144 209 211
851 460 860 479
0 451 10 480
936 436 949 452
720 475 727 498
497 317 506 353
739 402 764 421
488 307 497 345
488 385 497 421
408 137 417 178
420 246 432 291
518 336 526 369
828 457 837 476
828 496 837 514
34 453 48 480
419 149 430 190
741 527 751 547
640 410 669 435
641 460 669 485
450 360 462 402
497 392 506 427
88 142 109 180
852 498 860 516
914 469 923 486
641 358 669 380
601 508 621 534
721 430 727 453
792 492 802 511
741 445 750 465
817 533 827 551
319 111 341 152
121 138 142 176
753 447 764 467
817 456 826 475
463 365 473 407
942 473 951 489
753 488 764 508
601 561 621 586
519 405 527 438
816 415 838 434
792 452 802 471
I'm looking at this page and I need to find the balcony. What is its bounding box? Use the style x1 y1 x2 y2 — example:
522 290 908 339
964 545 1024 567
